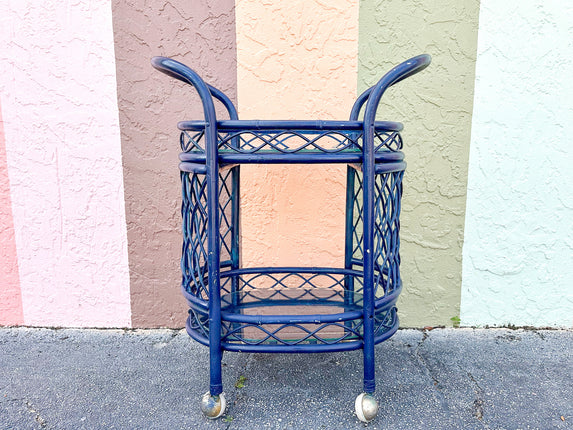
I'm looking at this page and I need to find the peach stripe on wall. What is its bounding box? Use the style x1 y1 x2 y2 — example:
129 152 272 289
0 1 131 327
0 99 24 326
236 0 359 268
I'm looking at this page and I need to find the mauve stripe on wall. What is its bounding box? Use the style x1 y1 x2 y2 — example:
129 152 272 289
111 0 237 327
0 100 24 326
0 0 131 327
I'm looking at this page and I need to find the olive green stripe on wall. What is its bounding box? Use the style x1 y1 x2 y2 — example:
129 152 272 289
358 0 481 327
111 0 238 327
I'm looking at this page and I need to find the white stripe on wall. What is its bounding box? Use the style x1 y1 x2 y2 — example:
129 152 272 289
461 0 573 327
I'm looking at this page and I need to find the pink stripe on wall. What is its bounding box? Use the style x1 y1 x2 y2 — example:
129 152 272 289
0 99 24 326
0 1 131 327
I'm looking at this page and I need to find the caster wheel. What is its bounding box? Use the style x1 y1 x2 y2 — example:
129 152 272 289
201 392 226 419
355 393 378 423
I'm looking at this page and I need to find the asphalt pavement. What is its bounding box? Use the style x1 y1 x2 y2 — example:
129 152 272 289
1 327 571 430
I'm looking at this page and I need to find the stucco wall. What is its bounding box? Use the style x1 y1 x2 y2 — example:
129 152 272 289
1 0 570 330
461 1 573 327
0 101 23 326
112 0 237 327
0 0 131 327
236 0 359 269
358 0 480 327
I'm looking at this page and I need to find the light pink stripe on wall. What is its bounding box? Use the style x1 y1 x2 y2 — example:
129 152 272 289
0 99 24 326
0 1 131 327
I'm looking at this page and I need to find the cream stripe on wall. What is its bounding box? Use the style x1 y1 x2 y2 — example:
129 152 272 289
236 0 359 269
461 0 573 328
0 0 131 327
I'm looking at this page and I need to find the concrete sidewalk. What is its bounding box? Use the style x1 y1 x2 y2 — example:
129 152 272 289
0 328 571 430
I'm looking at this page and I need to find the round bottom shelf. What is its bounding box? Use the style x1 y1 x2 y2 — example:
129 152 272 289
184 268 401 353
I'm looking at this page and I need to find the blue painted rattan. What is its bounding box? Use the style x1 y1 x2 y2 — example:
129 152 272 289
152 54 430 401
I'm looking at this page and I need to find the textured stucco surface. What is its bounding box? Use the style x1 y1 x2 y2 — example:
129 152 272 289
461 1 573 328
112 0 237 327
2 0 569 330
0 101 24 326
236 0 358 268
0 0 131 327
358 0 480 327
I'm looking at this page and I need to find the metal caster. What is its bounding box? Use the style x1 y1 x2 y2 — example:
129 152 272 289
201 392 226 419
355 393 378 423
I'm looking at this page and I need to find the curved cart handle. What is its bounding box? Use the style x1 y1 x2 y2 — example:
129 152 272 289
350 54 431 121
151 56 238 121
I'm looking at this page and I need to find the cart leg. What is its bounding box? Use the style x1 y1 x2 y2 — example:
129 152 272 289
357 139 378 423
357 296 378 423
363 168 375 397
202 149 226 419
201 287 226 419
201 301 226 419
357 322 378 422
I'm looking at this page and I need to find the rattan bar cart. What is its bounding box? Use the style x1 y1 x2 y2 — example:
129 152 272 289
152 54 430 422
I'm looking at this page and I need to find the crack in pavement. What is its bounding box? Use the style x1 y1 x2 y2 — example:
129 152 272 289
4 396 25 403
414 331 441 388
25 399 48 428
467 371 491 429
413 331 467 429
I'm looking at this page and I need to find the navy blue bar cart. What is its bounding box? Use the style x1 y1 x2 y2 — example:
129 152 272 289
152 54 430 422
